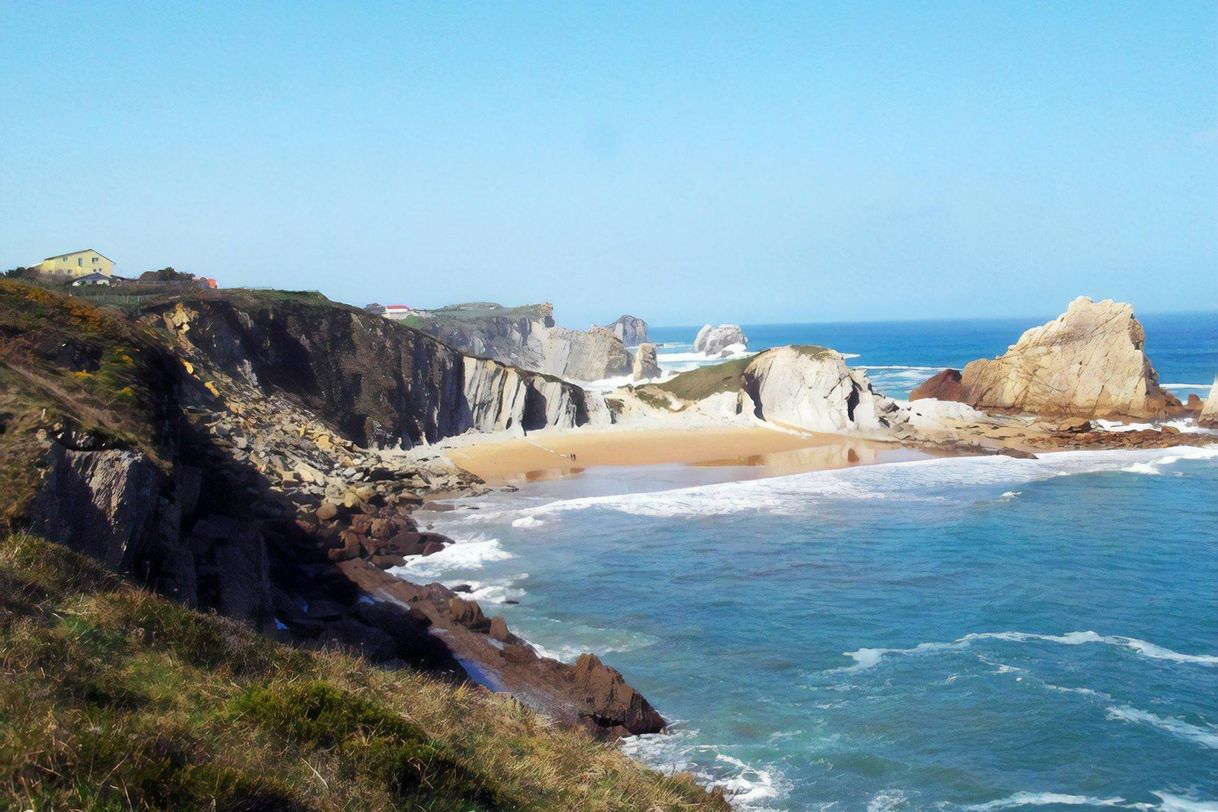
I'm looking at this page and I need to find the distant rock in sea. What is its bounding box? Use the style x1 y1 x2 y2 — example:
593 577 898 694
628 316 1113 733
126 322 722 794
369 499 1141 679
916 297 1180 419
1200 377 1218 427
694 323 748 356
632 343 661 380
605 314 648 346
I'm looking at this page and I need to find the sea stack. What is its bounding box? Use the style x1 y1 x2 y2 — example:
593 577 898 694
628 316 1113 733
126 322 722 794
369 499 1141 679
632 343 662 380
606 314 648 346
1200 377 1218 428
952 297 1179 419
694 323 748 356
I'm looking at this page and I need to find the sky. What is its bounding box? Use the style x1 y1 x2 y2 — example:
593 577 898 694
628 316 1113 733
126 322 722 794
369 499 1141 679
1 2 1215 326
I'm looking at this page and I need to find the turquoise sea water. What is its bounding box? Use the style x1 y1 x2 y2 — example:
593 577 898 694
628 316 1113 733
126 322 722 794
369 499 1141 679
397 314 1218 810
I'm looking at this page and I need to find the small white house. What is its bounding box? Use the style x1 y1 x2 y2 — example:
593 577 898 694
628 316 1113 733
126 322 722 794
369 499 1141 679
383 304 413 319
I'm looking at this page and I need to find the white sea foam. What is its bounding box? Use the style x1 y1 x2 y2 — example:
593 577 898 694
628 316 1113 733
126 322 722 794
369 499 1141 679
837 630 1218 673
620 726 790 811
1106 705 1218 749
867 789 909 810
965 792 1142 810
1161 383 1213 391
388 534 514 581
511 516 544 528
469 445 1218 524
1152 792 1218 811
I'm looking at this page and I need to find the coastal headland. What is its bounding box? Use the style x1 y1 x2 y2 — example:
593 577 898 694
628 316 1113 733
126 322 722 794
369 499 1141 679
1 276 1213 807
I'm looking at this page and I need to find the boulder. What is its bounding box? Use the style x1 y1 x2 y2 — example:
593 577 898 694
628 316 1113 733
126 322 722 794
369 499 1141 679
605 315 649 346
448 596 491 632
571 653 665 737
631 343 662 381
910 369 964 402
694 324 748 356
1200 377 1218 428
488 615 511 642
956 297 1180 419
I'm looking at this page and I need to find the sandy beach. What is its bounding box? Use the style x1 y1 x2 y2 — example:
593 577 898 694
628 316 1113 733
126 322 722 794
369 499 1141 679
442 423 933 484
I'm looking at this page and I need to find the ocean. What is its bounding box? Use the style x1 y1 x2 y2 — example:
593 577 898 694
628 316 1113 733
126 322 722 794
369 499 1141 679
396 313 1218 811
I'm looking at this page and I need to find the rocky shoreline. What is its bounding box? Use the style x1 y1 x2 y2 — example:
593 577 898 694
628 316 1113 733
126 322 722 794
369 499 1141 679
5 281 1215 760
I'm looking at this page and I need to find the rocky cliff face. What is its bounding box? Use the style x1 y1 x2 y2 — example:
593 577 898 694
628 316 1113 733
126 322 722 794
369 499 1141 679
2 283 659 739
409 302 633 382
742 346 904 433
605 314 648 346
694 324 748 356
151 297 591 448
953 297 1179 419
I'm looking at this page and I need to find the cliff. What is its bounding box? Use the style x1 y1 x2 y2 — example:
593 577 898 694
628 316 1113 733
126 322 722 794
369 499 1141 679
0 281 663 746
147 294 592 448
949 297 1180 419
407 301 633 382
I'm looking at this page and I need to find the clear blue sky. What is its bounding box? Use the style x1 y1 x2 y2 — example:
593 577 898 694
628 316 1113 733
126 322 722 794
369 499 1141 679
2 2 1215 326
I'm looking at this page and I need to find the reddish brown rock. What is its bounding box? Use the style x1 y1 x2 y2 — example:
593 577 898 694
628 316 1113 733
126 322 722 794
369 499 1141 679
502 643 538 664
315 502 339 522
489 615 511 642
448 596 491 632
327 529 365 563
571 653 665 737
910 369 964 402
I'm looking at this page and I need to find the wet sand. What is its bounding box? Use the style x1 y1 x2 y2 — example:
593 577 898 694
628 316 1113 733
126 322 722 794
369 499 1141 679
443 424 934 485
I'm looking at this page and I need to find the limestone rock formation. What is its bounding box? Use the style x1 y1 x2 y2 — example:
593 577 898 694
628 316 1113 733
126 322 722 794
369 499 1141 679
151 297 593 447
694 323 748 356
406 302 633 382
631 343 662 381
538 325 632 382
953 297 1179 419
605 314 648 346
741 346 903 433
1200 377 1218 428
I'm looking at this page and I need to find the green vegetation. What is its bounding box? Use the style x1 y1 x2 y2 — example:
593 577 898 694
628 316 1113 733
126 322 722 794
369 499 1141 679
0 280 175 528
646 357 753 402
0 533 726 810
420 302 553 322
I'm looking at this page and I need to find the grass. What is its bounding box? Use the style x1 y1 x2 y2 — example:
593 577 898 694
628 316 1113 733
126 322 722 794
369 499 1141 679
645 357 753 402
0 533 728 811
0 281 182 529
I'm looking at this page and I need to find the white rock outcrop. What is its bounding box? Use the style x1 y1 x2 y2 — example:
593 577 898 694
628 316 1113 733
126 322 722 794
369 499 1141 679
1200 376 1218 428
462 359 583 434
631 343 662 381
742 346 902 433
606 315 649 346
694 324 748 357
957 297 1179 419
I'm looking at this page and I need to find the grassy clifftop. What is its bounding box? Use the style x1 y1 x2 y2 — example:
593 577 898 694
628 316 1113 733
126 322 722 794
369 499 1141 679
0 533 725 811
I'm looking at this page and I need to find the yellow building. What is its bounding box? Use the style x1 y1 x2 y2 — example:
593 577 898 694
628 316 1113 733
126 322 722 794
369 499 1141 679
39 249 115 278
